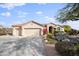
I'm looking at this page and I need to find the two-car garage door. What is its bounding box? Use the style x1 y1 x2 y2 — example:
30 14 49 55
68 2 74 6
23 28 41 37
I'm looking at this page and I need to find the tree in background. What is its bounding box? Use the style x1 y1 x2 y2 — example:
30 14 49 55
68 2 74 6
63 25 79 35
56 3 79 35
64 25 71 32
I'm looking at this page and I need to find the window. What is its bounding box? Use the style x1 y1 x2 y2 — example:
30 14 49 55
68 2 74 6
57 27 60 30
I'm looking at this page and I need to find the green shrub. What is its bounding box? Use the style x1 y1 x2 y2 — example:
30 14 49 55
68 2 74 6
55 41 76 56
46 33 57 44
54 30 65 36
47 33 53 39
64 25 71 32
54 30 64 33
46 38 57 44
75 44 79 55
68 29 79 35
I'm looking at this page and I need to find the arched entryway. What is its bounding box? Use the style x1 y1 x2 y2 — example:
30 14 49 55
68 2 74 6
49 26 53 33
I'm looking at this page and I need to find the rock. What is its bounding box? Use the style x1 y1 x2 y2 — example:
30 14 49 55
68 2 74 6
55 32 68 41
55 32 79 44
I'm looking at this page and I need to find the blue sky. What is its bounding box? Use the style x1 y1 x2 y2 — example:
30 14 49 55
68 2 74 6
0 3 79 30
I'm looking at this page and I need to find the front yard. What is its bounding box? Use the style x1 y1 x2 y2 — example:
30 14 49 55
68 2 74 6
43 33 60 56
44 33 57 44
0 35 60 56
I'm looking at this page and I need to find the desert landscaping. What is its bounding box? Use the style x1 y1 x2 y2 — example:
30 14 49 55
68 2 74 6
0 36 45 56
0 3 79 56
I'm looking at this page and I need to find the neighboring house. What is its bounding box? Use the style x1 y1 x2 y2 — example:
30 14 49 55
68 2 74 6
55 25 64 31
12 21 64 37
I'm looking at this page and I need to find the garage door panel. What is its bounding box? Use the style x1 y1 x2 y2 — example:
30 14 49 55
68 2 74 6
23 28 40 37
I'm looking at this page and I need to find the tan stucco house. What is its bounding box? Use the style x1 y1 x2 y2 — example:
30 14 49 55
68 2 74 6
12 21 64 37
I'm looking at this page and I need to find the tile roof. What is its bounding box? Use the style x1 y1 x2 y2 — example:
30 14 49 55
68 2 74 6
12 20 63 27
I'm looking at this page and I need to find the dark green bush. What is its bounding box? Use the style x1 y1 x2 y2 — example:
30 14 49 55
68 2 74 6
68 29 79 35
46 33 57 44
54 30 64 34
55 41 76 56
75 44 79 55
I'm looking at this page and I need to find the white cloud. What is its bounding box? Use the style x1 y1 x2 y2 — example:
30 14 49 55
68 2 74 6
0 3 26 10
44 16 53 20
0 12 11 17
44 16 56 22
12 19 27 25
36 11 43 15
17 11 29 18
65 20 79 30
37 3 47 5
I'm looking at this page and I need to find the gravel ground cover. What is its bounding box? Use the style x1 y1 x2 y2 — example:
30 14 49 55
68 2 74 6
0 36 45 56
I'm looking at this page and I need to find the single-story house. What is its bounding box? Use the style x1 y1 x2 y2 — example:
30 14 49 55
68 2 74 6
12 21 64 37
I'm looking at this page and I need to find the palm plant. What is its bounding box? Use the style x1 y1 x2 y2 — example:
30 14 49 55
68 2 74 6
57 3 79 22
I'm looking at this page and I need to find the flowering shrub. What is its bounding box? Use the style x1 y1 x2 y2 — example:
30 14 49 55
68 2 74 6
43 28 47 35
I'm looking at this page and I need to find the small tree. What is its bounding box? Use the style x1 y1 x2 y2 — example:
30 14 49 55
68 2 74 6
64 25 71 32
